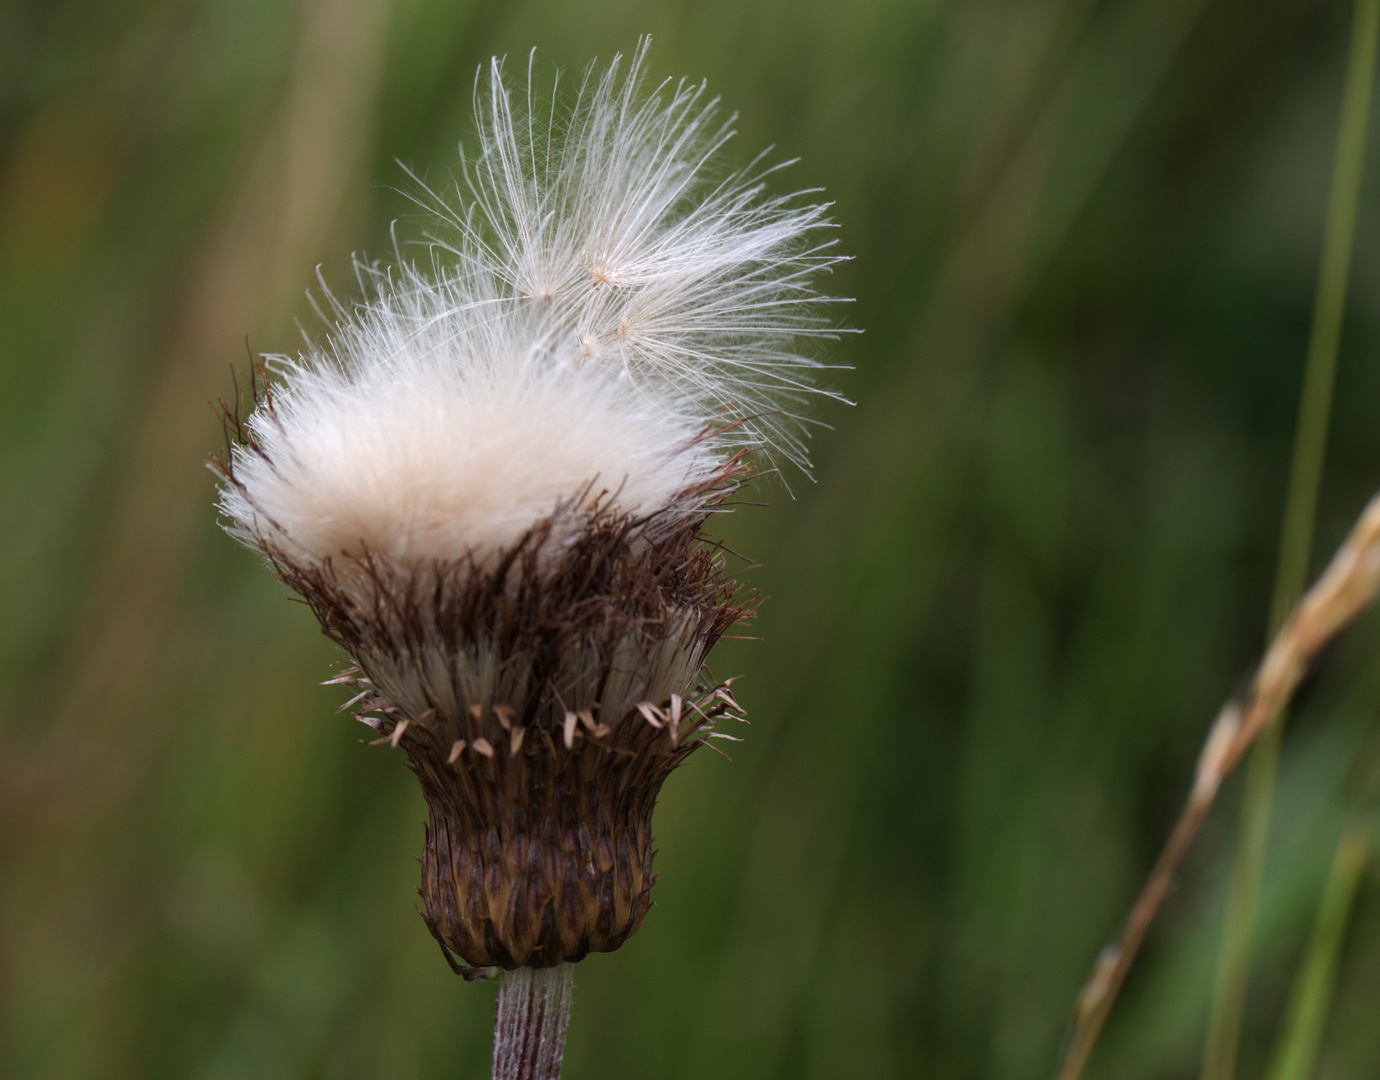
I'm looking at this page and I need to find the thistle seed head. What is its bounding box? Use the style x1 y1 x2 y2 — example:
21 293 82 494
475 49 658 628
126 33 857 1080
212 39 846 972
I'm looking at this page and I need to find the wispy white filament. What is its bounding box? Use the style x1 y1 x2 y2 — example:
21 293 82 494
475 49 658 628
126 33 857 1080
220 39 848 571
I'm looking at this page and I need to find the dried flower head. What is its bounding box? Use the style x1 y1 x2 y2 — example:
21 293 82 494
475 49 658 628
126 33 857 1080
212 40 847 976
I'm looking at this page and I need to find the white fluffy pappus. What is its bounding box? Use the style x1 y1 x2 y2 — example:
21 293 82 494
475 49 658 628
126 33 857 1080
218 39 849 573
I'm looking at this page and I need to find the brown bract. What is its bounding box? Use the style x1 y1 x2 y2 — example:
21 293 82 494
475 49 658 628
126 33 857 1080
225 428 755 971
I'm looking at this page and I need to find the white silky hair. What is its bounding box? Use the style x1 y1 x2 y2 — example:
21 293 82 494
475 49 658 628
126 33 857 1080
220 39 848 571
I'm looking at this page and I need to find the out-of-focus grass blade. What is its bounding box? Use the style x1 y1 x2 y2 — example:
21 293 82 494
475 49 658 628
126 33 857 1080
1264 818 1370 1080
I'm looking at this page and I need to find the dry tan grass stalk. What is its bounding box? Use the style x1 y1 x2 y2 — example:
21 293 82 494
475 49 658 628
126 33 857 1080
1056 490 1380 1080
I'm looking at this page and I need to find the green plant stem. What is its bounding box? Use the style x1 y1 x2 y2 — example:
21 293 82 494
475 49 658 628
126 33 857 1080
1201 1 1380 1077
1264 818 1370 1080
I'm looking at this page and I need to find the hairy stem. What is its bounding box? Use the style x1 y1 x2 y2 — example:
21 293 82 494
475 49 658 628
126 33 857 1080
493 964 575 1080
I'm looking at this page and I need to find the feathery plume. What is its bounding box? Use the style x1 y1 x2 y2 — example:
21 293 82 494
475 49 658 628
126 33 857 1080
218 41 846 579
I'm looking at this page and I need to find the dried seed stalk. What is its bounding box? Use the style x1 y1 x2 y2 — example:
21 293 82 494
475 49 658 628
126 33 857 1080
1057 490 1380 1080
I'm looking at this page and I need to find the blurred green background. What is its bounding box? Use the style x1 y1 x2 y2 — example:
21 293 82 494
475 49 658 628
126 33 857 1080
6 0 1380 1076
